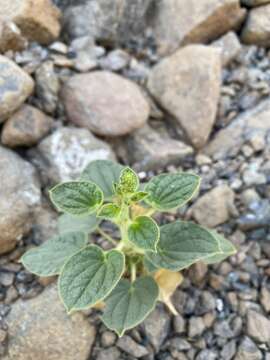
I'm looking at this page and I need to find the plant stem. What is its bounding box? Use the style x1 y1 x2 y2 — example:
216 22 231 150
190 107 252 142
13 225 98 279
144 208 156 217
131 263 136 282
97 227 117 246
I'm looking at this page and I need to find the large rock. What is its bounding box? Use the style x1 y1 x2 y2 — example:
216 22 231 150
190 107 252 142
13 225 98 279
61 71 150 137
119 124 193 171
211 32 242 66
1 105 53 147
0 0 61 45
0 146 41 254
31 127 116 184
62 0 153 45
191 185 235 228
241 5 270 46
151 0 246 55
247 310 270 343
204 99 270 160
0 55 34 123
0 21 27 52
148 45 221 149
241 0 270 6
3 284 96 360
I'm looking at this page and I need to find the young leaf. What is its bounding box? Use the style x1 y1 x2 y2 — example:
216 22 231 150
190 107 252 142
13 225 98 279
58 213 100 234
50 181 103 216
81 160 124 200
203 231 236 264
128 216 159 252
130 191 148 203
21 232 87 276
102 276 159 336
145 221 231 271
145 173 200 211
118 167 139 194
98 203 121 220
59 245 125 312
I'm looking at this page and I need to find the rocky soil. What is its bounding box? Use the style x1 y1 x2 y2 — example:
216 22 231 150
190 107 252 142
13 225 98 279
0 0 270 359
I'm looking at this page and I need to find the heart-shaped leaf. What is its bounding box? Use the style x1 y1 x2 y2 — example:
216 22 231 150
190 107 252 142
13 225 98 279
98 203 121 220
203 230 236 264
128 216 159 251
146 221 233 271
58 213 100 234
50 181 103 215
102 276 159 336
21 232 87 276
81 160 124 200
145 173 200 211
59 245 125 312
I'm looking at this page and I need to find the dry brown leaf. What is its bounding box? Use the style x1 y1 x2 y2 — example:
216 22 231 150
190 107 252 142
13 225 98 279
154 269 183 315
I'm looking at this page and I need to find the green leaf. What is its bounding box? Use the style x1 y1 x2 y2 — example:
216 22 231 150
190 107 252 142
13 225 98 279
143 257 159 273
21 232 87 276
145 221 228 271
58 213 100 234
130 191 148 203
118 167 139 194
145 173 200 211
98 203 121 220
59 245 125 312
102 276 159 336
203 231 236 264
128 216 159 252
50 181 103 216
81 160 124 200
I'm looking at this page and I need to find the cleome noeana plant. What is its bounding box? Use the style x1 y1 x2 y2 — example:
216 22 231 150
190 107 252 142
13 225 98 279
21 160 236 336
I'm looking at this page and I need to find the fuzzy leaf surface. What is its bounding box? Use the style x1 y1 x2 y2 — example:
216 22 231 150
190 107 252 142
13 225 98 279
50 181 103 215
118 167 139 194
58 213 99 234
145 173 200 211
128 216 159 251
21 232 87 276
203 231 236 264
130 191 148 203
98 203 121 220
59 245 124 312
102 276 159 336
146 221 227 271
81 160 124 200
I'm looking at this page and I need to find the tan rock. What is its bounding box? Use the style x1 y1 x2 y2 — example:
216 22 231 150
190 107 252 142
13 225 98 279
0 21 27 52
0 0 61 45
0 55 34 122
61 71 150 137
204 99 270 159
191 185 235 228
152 0 246 56
0 146 41 254
241 4 270 46
3 284 96 360
247 310 270 343
1 105 53 147
211 32 242 66
148 45 221 149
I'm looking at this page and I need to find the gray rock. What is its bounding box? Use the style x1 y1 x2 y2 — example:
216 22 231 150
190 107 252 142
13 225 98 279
117 336 148 358
99 49 130 71
96 348 121 360
143 305 171 352
247 310 270 343
61 71 150 137
121 124 193 171
234 336 262 360
188 317 206 338
3 284 96 360
220 340 236 360
148 45 221 149
261 287 270 313
196 350 218 360
1 105 53 147
0 55 34 123
204 99 270 160
191 185 235 228
31 127 116 184
0 0 61 45
151 0 246 56
173 315 186 334
241 4 270 46
0 146 41 254
35 61 60 114
211 32 242 66
242 0 270 5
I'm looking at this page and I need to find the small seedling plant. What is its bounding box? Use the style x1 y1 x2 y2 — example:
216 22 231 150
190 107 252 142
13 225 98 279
22 160 236 336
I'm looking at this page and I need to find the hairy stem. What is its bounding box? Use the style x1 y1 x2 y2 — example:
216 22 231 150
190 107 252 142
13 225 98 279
131 263 136 282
